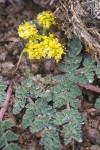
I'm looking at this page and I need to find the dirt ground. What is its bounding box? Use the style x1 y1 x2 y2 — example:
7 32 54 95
0 0 100 150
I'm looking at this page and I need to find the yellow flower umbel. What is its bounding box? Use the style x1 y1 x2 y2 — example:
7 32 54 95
18 21 38 39
16 12 64 71
37 11 56 29
24 34 65 62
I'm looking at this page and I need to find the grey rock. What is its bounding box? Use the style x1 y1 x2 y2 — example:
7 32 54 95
88 128 100 145
90 145 100 150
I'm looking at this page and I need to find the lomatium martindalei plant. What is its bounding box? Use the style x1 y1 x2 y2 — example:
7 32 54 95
18 11 64 63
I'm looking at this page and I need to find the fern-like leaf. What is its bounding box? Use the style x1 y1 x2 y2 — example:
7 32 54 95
22 99 56 132
13 78 43 114
0 130 18 148
62 121 82 145
0 121 21 150
54 109 82 126
3 143 21 150
13 79 32 114
0 77 7 106
0 121 15 132
40 128 61 150
69 39 82 56
95 98 100 108
60 110 82 144
83 57 95 83
96 63 100 78
60 39 88 84
51 76 81 109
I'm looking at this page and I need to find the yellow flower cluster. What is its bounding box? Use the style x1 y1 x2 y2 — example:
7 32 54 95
18 21 38 39
24 34 64 62
18 11 65 62
37 11 56 29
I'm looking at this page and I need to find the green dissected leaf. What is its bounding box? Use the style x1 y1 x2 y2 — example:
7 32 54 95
0 121 15 132
69 39 82 56
51 77 81 109
54 110 70 125
83 57 95 83
0 131 18 149
54 109 82 145
96 63 100 78
22 103 36 129
13 78 43 114
54 109 82 126
66 71 88 84
41 128 61 150
59 40 89 84
60 56 82 73
30 115 54 133
95 98 100 108
0 121 21 150
22 99 56 132
69 109 82 123
0 77 7 106
60 39 82 77
3 143 21 150
13 79 32 114
58 109 82 144
62 121 82 145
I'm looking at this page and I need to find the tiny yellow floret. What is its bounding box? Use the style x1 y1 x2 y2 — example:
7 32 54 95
37 11 56 29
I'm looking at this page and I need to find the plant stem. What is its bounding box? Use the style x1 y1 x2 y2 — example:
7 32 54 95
43 28 47 35
72 140 74 150
15 50 24 71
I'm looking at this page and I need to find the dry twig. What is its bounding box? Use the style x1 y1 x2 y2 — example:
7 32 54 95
79 83 100 93
0 85 12 121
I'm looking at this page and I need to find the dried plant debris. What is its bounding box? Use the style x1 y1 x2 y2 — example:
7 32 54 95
33 0 50 7
54 0 100 60
32 0 56 7
81 0 100 19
